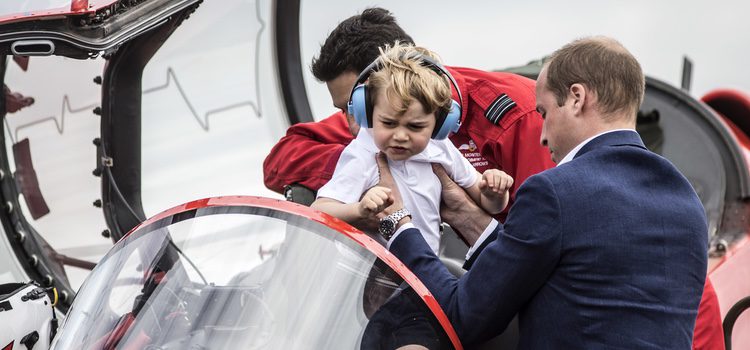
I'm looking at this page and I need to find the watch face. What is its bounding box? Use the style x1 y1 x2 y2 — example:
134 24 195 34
379 219 395 236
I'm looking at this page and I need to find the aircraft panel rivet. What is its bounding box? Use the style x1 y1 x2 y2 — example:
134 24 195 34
5 201 13 213
44 275 54 286
29 254 38 267
60 291 69 302
16 230 25 243
715 239 728 253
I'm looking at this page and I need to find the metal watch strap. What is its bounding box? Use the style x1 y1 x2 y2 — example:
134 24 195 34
388 208 410 224
379 208 411 240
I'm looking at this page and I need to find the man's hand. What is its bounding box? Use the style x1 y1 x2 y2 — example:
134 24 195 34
375 152 404 212
479 169 514 198
350 152 407 232
375 152 411 228
432 163 492 246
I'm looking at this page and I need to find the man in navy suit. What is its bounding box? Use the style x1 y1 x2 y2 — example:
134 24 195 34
378 37 708 348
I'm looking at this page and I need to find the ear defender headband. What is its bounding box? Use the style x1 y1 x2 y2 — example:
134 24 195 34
347 55 463 140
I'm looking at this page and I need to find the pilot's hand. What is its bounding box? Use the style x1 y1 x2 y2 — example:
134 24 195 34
432 163 492 247
375 152 405 219
479 169 514 197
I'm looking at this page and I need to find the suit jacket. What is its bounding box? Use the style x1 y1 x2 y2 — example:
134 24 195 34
390 130 708 349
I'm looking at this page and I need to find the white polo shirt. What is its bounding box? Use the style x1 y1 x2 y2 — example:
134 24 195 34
317 129 477 253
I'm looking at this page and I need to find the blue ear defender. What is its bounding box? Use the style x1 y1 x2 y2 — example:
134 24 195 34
348 84 369 128
348 55 463 140
432 100 462 140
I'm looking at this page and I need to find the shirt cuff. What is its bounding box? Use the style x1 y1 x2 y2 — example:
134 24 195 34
387 222 416 249
465 219 498 261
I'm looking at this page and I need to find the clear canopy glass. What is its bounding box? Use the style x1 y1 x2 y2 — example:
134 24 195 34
51 202 454 349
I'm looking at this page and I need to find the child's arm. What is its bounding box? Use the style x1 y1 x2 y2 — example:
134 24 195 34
464 169 513 215
311 186 393 224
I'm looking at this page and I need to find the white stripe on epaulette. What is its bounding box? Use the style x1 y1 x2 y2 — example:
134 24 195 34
485 93 516 124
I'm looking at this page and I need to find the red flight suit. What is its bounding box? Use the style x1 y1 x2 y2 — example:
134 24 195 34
263 109 352 194
693 278 725 350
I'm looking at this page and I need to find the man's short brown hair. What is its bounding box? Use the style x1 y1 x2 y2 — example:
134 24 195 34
546 37 645 118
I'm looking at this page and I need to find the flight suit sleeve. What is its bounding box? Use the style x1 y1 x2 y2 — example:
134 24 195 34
489 111 556 201
316 143 377 204
263 112 355 194
692 278 725 350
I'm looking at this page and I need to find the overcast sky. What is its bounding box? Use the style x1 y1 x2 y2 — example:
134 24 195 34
300 0 750 120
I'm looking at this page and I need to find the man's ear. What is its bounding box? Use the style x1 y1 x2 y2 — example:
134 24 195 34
569 83 587 115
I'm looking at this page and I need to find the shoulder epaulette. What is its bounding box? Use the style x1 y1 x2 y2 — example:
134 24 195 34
484 93 517 125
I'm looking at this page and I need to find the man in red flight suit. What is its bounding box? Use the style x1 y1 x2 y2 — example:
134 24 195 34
262 7 724 348
263 8 554 221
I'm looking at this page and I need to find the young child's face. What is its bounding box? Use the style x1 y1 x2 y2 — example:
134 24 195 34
371 90 436 161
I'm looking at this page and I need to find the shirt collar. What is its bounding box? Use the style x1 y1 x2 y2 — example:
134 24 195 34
557 129 637 166
354 128 380 152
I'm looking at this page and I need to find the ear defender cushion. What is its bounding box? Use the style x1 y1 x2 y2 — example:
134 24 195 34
432 100 462 140
365 84 374 128
348 84 369 128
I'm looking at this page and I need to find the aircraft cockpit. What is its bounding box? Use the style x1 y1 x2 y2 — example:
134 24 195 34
50 197 460 349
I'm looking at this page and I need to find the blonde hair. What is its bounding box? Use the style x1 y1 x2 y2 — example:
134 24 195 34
367 42 452 120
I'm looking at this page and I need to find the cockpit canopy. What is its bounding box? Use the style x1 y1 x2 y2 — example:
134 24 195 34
51 197 460 349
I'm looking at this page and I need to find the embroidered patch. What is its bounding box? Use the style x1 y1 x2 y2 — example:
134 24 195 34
484 93 517 125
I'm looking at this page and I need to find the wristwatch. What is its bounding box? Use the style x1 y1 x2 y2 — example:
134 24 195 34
378 208 411 240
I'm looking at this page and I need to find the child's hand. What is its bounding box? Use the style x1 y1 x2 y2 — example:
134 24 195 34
358 186 393 218
479 169 514 197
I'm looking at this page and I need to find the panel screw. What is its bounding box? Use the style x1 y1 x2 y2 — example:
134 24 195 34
715 239 728 254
